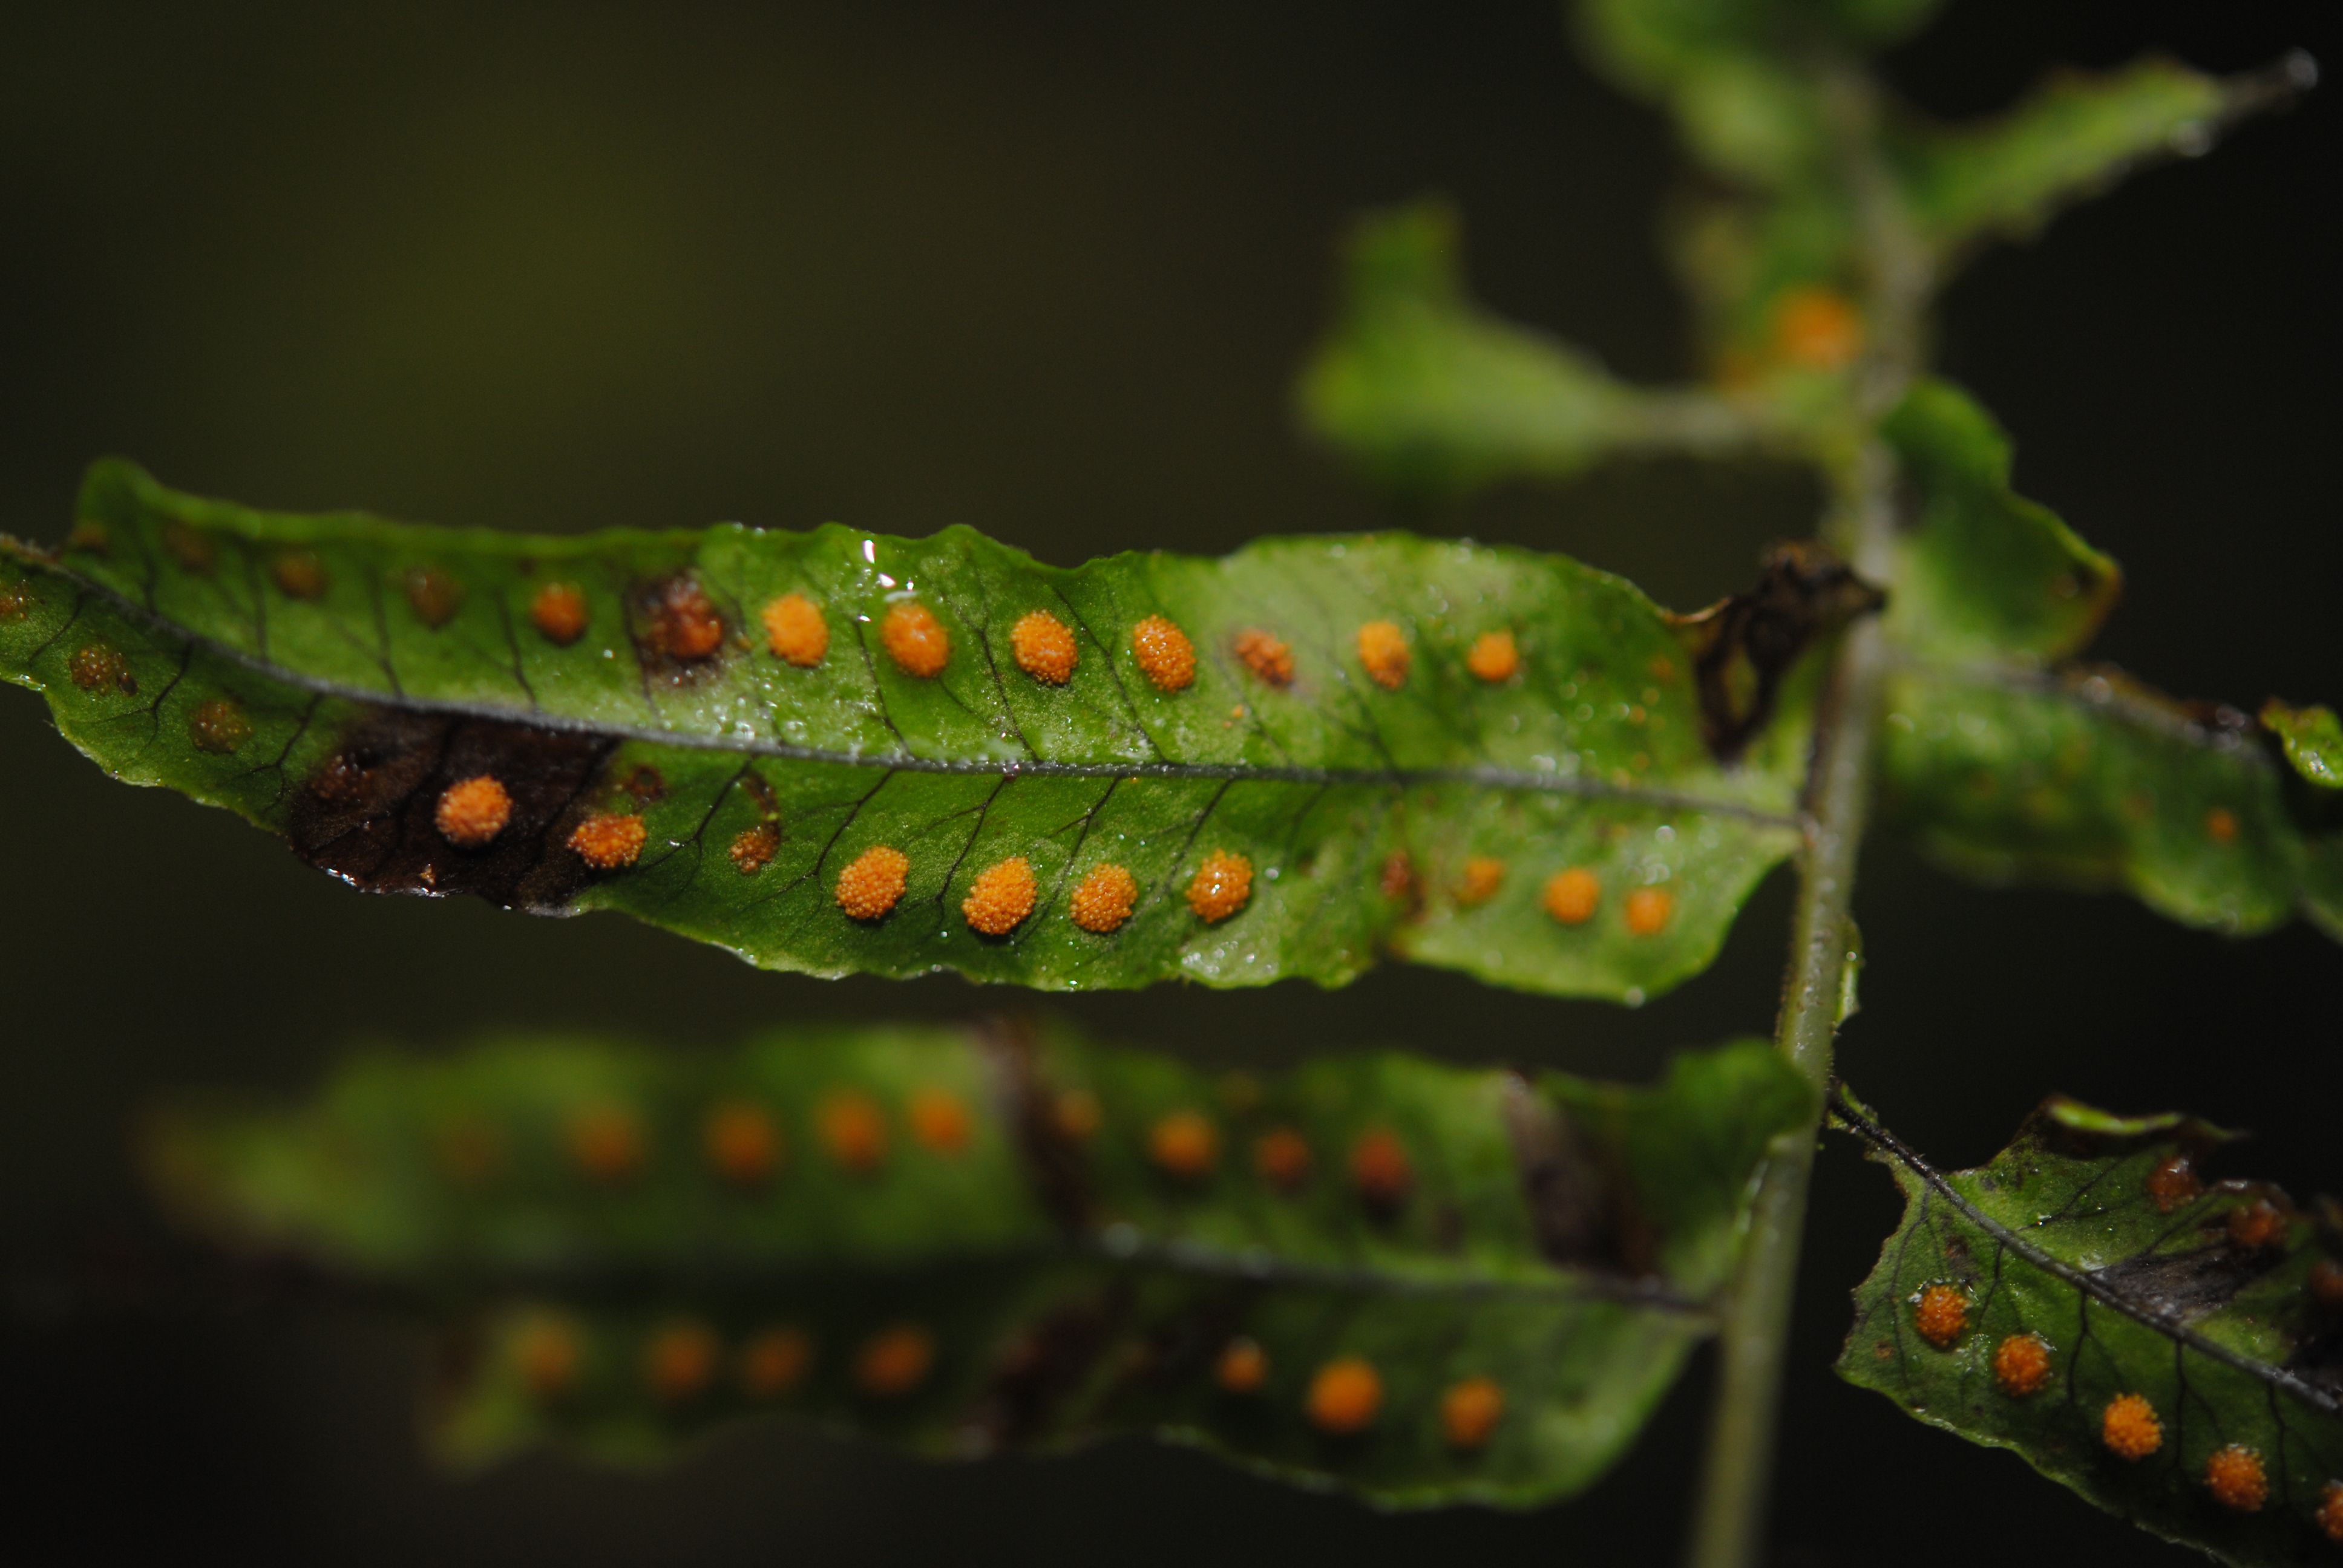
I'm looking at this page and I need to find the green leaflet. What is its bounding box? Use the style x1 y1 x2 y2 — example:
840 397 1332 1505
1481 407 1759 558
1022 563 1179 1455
1892 55 2313 260
2264 701 2343 791
1296 203 1760 500
0 460 1856 1001
1835 1091 2343 1566
146 1023 1813 1506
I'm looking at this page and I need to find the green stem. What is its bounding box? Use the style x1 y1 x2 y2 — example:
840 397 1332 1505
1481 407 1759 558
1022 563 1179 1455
1684 54 1924 1568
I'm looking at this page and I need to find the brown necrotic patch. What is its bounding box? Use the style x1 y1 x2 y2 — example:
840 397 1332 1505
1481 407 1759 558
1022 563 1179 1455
401 565 466 628
632 572 727 675
1672 541 1884 763
290 709 616 909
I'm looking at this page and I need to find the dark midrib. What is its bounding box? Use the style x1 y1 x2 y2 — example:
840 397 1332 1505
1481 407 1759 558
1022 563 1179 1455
74 567 1806 829
1835 1094 2342 1419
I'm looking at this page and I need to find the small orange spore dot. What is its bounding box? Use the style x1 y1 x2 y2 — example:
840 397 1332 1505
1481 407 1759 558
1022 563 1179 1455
2228 1198 2288 1251
1349 1128 1413 1213
1624 886 1675 936
1011 609 1078 684
644 575 724 661
68 642 127 693
2206 805 2240 845
704 1101 782 1186
1357 619 1409 690
1052 1088 1103 1143
1149 1109 1219 1181
1254 1126 1312 1191
530 582 589 645
188 697 253 754
513 1315 583 1402
1992 1333 2053 1397
1442 1377 1505 1451
1455 857 1506 906
2318 1481 2343 1543
1070 863 1139 933
1466 630 1519 683
435 775 513 848
1543 867 1601 926
2206 1444 2268 1513
880 600 951 678
761 592 828 667
1216 1338 1270 1394
162 520 217 572
2146 1154 2202 1213
644 1321 721 1403
1306 1357 1383 1436
1187 850 1253 922
835 845 911 920
2310 1258 2343 1312
2101 1393 2162 1460
1233 629 1294 687
962 855 1038 935
908 1088 973 1154
1772 286 1863 371
569 812 648 870
854 1324 935 1397
1132 614 1196 692
1913 1284 1968 1349
729 823 779 875
272 549 328 600
402 564 466 627
740 1326 814 1399
819 1090 888 1174
566 1104 646 1184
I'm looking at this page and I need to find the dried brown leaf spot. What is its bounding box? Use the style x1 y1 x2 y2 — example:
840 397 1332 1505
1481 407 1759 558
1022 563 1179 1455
1379 851 1417 904
401 565 466 628
1070 863 1138 933
818 1090 888 1174
1357 619 1409 690
2205 1445 2268 1513
1148 1110 1218 1181
1991 1333 2052 1397
908 1088 972 1154
271 550 328 600
836 845 910 920
188 697 252 754
568 812 647 870
1187 850 1252 923
880 601 950 678
529 583 589 645
739 1327 813 1398
729 824 779 875
2147 1154 2202 1213
1466 630 1519 683
1253 1126 1312 1191
1674 542 1883 763
1131 614 1195 692
1912 1284 1968 1348
1543 867 1600 926
1233 629 1293 687
963 856 1037 936
1349 1128 1414 1215
644 1321 720 1403
1306 1357 1383 1435
2101 1393 2163 1460
704 1102 782 1186
639 574 724 662
854 1324 935 1397
1214 1338 1269 1395
1011 609 1078 684
1441 1377 1505 1451
761 592 828 667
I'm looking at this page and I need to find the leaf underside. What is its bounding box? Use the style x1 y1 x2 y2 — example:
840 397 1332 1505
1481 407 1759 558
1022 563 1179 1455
1837 1093 2343 1566
147 1022 1811 1507
0 462 1853 1002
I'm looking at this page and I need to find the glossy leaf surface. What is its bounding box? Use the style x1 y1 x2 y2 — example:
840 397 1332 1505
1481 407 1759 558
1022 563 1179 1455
0 460 1839 1001
1837 1091 2343 1564
2264 701 2343 791
149 1023 1812 1506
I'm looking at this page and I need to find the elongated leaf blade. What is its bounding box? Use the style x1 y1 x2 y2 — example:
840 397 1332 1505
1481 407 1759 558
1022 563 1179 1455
0 460 1831 1001
148 1024 1812 1506
1297 203 1760 499
1837 1091 2343 1564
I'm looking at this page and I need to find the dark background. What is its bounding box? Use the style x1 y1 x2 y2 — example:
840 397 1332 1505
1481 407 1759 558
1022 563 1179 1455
2 2 2337 1563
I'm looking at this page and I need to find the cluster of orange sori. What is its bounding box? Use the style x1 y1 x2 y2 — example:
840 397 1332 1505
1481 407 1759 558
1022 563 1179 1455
1141 1106 1417 1211
430 774 652 871
1540 866 1674 936
1213 1346 1502 1451
831 845 1251 935
1910 1284 2343 1530
506 1314 933 1406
